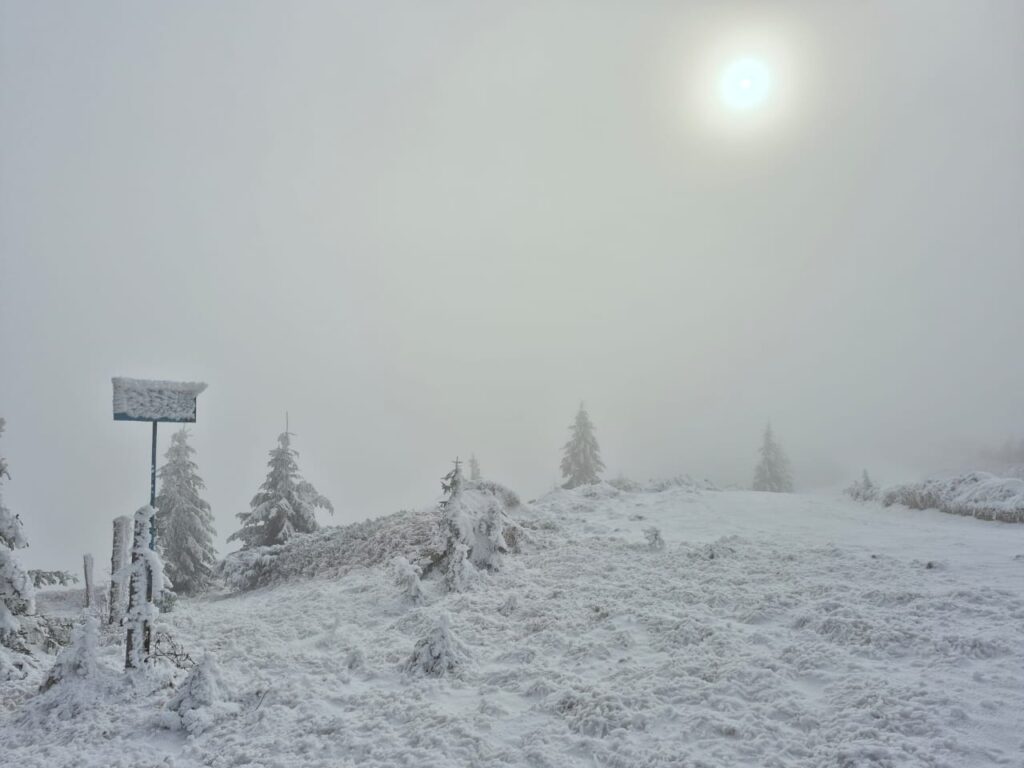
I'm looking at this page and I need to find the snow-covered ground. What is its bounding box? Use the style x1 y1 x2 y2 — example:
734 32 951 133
3 486 1023 767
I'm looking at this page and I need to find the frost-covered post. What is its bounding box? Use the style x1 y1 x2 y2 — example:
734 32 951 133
113 378 205 663
108 515 130 625
82 554 93 608
124 505 163 670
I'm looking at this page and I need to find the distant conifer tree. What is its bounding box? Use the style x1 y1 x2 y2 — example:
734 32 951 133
560 403 605 489
752 423 794 492
468 454 481 482
229 429 333 548
155 429 217 595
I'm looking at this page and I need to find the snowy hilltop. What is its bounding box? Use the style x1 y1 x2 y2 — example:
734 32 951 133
2 482 1024 767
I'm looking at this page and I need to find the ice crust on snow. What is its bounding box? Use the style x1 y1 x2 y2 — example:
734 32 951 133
111 377 207 422
2 484 1023 766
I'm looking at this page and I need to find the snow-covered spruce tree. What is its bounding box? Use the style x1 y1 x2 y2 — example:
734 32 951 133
436 458 475 591
468 453 481 482
560 403 605 489
391 556 426 605
752 423 794 493
163 654 238 736
229 430 333 548
405 612 467 676
124 505 164 670
40 613 100 693
0 417 33 643
155 428 217 596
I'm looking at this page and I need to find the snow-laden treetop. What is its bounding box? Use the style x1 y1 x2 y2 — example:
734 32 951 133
112 378 208 423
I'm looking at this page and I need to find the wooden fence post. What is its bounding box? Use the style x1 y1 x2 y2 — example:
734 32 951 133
83 554 94 608
108 515 130 625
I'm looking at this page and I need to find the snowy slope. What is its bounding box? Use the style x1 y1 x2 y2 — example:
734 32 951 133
2 486 1023 767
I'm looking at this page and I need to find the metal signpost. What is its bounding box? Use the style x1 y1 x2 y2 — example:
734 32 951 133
112 377 207 668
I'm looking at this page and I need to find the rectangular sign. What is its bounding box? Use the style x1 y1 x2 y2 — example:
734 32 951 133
112 377 207 423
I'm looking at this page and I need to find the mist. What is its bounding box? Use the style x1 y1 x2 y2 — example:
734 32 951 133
3 0 1023 573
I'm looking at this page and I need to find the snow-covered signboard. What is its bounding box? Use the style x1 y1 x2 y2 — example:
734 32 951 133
112 378 208 423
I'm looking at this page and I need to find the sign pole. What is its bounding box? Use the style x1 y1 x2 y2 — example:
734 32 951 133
112 377 206 669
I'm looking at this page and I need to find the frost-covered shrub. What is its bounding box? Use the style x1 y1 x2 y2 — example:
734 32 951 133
219 544 284 592
845 470 879 502
643 527 665 551
31 614 105 720
391 556 426 605
609 475 718 493
881 472 1024 523
40 614 99 693
405 613 467 676
220 477 524 593
443 541 476 593
430 463 522 591
1 417 34 642
163 654 238 735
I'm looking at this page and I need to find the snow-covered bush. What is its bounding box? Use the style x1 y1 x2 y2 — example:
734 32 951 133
1 417 34 646
31 613 104 720
40 613 99 693
391 556 426 605
845 470 878 502
229 429 333 548
608 475 718 493
405 613 467 676
431 462 521 591
881 472 1024 523
162 654 238 735
643 527 665 551
220 477 524 593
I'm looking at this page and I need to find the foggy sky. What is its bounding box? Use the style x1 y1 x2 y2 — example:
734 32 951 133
2 1 1023 572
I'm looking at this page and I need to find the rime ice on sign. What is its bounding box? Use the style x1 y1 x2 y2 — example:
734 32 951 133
112 378 208 423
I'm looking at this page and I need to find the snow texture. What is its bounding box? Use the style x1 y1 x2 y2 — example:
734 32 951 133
2 485 1023 766
111 377 207 422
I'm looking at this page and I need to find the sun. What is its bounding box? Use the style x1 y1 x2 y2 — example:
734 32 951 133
719 58 772 111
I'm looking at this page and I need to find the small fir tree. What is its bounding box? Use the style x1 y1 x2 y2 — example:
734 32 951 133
752 423 794 493
0 417 33 640
560 403 605 489
155 429 217 595
468 454 481 482
845 469 878 501
229 430 333 548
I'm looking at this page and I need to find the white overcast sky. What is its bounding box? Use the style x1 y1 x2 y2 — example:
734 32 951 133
2 1 1023 571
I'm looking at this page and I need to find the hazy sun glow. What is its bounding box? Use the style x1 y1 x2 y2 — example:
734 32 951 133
719 58 771 110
